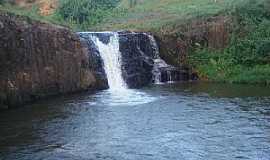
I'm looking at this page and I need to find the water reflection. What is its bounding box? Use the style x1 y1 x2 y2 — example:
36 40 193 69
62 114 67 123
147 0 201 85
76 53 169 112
0 83 270 160
152 82 270 98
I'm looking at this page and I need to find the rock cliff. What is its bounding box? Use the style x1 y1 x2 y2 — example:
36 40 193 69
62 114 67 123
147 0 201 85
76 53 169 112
118 31 193 87
118 32 155 88
0 12 103 109
157 16 231 67
78 31 193 89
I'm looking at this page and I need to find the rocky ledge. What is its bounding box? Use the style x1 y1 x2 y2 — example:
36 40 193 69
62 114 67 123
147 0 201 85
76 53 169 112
0 12 106 109
78 31 195 89
118 31 195 88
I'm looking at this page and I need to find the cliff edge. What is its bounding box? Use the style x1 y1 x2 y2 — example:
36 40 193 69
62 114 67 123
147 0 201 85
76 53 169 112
0 12 102 109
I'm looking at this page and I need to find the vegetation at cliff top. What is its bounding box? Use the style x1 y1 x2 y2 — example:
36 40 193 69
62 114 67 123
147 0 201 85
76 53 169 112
56 0 120 29
0 0 261 31
188 1 270 85
99 0 249 32
0 0 270 85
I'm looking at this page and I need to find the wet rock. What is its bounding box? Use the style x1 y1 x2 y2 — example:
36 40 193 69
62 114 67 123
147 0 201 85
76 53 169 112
0 12 103 109
0 21 4 29
118 31 155 88
79 31 194 89
118 31 192 87
78 33 109 89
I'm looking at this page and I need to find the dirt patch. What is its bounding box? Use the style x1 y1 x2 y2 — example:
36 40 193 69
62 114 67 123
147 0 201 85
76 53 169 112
38 0 57 16
12 0 57 16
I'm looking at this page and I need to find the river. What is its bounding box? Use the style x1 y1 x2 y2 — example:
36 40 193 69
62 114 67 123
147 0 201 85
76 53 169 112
0 82 270 160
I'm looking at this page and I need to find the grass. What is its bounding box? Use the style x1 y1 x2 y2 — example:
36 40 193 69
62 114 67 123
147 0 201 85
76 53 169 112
194 63 270 85
0 3 80 30
0 0 251 31
188 2 270 85
0 3 43 20
95 0 249 32
0 3 55 23
1 0 270 85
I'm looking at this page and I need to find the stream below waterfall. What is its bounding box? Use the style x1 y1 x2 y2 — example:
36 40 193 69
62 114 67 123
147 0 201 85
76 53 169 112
1 82 270 160
1 32 270 160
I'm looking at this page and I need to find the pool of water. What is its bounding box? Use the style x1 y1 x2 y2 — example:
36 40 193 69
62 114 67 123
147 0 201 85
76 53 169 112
0 82 270 160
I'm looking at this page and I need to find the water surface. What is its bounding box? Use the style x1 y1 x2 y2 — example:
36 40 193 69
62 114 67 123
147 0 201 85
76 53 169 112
0 83 270 160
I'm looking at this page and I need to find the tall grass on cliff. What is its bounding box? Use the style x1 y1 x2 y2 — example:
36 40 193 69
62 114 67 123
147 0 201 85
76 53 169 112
97 0 252 32
55 0 120 30
0 2 44 20
188 0 270 85
0 0 259 32
0 0 123 30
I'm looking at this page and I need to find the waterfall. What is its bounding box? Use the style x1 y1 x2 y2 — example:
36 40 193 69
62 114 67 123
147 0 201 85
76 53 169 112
89 32 127 90
78 31 181 89
78 32 158 105
147 34 173 84
167 70 173 83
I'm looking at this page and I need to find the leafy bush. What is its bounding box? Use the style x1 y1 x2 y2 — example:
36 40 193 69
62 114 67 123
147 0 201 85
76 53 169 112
188 0 270 85
57 0 120 26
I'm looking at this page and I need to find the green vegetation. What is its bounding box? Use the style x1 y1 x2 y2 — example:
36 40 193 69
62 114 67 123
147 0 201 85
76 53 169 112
0 0 254 31
57 0 120 28
0 0 269 85
0 4 38 18
188 0 270 84
98 0 249 32
0 0 122 30
0 3 60 24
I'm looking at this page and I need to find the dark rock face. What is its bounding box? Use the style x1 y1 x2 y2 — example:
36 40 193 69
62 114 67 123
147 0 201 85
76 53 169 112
0 12 104 109
152 58 192 83
155 17 231 81
118 31 193 88
158 66 192 83
157 16 231 67
79 31 195 89
78 33 109 89
118 32 155 88
78 31 156 88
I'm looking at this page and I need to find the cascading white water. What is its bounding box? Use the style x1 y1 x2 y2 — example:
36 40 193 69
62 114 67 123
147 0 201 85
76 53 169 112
167 70 174 83
78 32 157 106
90 33 127 90
148 34 172 84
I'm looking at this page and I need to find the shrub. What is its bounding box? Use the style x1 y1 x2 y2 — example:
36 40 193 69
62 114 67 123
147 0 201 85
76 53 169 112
188 0 270 85
57 0 120 25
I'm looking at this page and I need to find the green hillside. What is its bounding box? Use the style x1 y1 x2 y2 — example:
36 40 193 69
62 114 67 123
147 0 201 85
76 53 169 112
0 0 265 31
99 0 248 31
1 0 270 85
